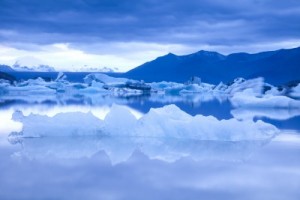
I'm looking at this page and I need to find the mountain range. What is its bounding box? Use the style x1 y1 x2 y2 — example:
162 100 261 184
1 47 300 85
124 47 300 85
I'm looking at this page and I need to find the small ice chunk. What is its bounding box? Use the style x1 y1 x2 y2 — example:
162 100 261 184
231 107 300 120
231 89 300 108
290 83 300 98
84 73 129 85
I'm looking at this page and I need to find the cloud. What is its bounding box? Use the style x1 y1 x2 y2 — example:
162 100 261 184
1 0 300 44
0 42 195 71
0 0 300 70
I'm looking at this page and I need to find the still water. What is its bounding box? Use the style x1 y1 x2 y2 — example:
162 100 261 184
0 94 300 200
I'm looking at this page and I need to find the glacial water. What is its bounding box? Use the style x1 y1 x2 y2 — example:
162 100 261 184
0 95 300 200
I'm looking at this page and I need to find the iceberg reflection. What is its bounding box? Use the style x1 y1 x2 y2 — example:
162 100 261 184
8 104 279 164
9 136 272 164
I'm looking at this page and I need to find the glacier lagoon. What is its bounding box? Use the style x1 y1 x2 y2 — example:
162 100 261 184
0 74 300 200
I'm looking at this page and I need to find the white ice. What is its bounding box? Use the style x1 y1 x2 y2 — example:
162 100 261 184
84 73 129 85
9 104 279 164
12 104 278 140
222 77 264 96
290 83 300 98
231 89 300 108
2 74 300 109
231 107 300 120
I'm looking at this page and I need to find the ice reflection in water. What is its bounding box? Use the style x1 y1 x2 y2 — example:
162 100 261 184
1 131 300 200
9 136 272 164
0 95 300 200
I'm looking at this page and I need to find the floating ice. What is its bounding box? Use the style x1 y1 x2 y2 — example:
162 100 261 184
102 104 139 136
12 111 104 137
2 74 298 109
149 81 215 95
8 104 279 163
138 105 278 140
290 83 300 98
231 89 300 108
11 104 278 140
222 77 265 96
231 107 300 120
149 78 265 96
83 73 152 95
84 73 129 86
1 73 152 104
265 86 286 96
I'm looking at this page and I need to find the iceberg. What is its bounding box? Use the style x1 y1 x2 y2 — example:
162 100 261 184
149 81 215 95
11 104 278 140
213 77 264 96
84 73 151 93
147 78 269 106
231 89 300 108
8 104 279 163
2 74 298 109
290 83 300 98
0 73 144 105
84 73 129 86
1 73 152 103
231 107 300 120
137 105 278 140
12 111 104 137
228 78 300 108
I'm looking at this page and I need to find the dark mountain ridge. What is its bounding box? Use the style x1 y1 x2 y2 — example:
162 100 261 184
124 47 300 85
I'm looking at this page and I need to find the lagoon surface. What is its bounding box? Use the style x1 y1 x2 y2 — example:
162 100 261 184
0 94 300 200
1 0 300 199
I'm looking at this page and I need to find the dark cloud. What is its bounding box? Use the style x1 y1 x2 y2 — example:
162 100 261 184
0 0 300 47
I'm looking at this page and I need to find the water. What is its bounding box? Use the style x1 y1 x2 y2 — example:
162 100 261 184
0 94 300 200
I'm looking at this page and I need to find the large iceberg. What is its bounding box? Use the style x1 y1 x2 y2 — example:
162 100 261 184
11 104 278 140
7 102 280 164
9 104 279 164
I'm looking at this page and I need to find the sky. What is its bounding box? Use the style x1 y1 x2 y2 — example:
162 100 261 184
1 0 300 71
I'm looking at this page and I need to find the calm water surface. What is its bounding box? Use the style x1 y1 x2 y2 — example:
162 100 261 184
0 95 299 200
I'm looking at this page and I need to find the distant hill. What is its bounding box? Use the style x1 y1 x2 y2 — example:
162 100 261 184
124 47 300 85
0 65 15 73
0 64 56 73
12 64 56 72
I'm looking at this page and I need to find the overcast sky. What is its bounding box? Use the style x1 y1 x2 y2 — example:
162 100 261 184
1 0 300 71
